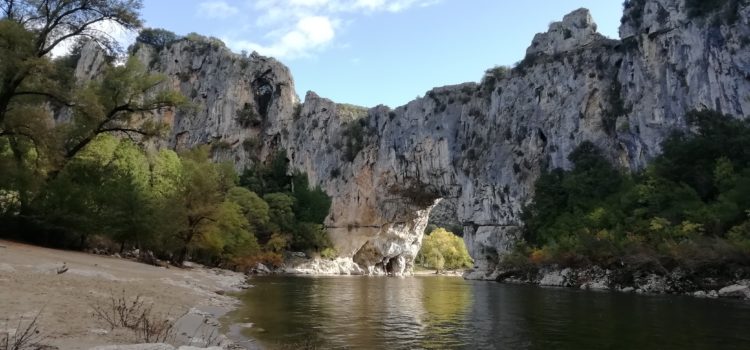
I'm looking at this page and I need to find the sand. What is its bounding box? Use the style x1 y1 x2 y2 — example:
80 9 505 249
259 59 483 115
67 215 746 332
0 240 250 349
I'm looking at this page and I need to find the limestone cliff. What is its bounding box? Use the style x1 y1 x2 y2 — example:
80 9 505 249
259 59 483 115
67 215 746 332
76 0 750 277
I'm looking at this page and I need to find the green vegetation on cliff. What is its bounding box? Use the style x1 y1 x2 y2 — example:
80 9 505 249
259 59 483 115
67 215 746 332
511 111 750 270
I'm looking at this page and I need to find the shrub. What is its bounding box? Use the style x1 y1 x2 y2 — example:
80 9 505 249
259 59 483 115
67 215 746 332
236 104 262 127
242 137 261 153
320 247 338 260
136 28 180 49
685 0 733 20
622 0 647 27
341 119 367 162
481 66 510 93
0 311 46 350
416 228 473 271
90 292 178 343
233 251 284 270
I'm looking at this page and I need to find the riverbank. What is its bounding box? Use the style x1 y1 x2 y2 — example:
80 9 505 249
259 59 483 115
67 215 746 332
412 268 465 277
0 240 250 349
466 264 750 300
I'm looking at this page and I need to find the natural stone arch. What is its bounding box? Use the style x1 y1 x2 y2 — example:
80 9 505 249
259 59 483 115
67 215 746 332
79 3 750 278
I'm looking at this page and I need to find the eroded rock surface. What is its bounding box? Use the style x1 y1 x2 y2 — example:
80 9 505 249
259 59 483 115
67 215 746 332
75 0 750 276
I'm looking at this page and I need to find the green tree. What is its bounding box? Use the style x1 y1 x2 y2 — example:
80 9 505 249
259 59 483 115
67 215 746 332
0 0 144 127
291 172 331 224
61 57 184 165
226 186 270 239
264 192 296 236
517 110 750 269
135 28 179 48
149 149 182 199
416 228 473 271
161 146 236 265
238 151 334 253
194 200 259 266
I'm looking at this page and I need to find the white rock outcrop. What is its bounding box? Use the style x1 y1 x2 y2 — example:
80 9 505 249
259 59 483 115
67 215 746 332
718 285 750 299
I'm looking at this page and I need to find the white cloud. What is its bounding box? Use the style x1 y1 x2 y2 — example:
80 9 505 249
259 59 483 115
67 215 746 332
228 16 336 59
216 0 440 59
197 1 239 19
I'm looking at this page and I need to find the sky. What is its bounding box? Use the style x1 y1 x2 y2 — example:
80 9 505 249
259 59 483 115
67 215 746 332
137 0 625 108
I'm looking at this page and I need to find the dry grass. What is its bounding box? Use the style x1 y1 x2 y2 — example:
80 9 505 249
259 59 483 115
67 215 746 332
0 311 47 350
90 291 226 346
90 291 177 343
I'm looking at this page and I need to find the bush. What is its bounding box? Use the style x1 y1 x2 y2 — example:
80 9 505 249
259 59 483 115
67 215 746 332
685 0 732 19
236 104 262 127
136 28 180 49
232 251 284 270
481 66 510 93
320 247 338 260
416 228 473 271
90 292 178 343
341 119 367 162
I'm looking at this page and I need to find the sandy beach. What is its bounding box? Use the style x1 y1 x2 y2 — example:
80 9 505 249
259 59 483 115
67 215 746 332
0 240 250 349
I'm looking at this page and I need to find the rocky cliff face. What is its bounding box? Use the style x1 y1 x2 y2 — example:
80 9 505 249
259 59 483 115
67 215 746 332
78 0 750 277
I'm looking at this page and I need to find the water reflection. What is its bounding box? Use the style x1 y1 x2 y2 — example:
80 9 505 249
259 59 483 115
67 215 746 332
229 276 750 349
419 277 471 349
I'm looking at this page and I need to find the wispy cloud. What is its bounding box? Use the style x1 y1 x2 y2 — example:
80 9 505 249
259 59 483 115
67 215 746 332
197 1 239 19
212 0 440 59
228 16 336 59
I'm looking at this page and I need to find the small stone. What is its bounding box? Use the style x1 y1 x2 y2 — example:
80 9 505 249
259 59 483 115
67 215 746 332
88 328 109 335
693 291 707 298
708 290 719 298
718 285 750 299
580 281 608 290
620 287 635 293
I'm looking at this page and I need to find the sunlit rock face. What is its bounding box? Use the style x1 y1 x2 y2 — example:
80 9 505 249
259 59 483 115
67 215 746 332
76 0 750 276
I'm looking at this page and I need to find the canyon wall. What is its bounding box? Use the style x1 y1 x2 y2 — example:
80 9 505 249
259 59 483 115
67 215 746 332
79 0 750 277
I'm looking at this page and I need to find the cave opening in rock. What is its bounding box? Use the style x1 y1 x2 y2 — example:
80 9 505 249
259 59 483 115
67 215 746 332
385 257 396 274
252 77 274 119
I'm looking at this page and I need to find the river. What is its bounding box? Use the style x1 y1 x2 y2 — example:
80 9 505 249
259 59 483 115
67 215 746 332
226 275 750 349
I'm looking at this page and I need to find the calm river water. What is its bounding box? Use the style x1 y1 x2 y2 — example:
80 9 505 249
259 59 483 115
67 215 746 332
227 276 750 349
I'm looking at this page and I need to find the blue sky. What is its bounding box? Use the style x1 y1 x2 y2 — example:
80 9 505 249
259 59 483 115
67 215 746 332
139 0 625 108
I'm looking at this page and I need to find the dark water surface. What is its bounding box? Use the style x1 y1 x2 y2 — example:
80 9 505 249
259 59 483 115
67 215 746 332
227 276 750 349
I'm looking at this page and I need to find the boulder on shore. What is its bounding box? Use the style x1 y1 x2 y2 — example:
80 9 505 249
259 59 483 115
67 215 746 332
718 285 750 299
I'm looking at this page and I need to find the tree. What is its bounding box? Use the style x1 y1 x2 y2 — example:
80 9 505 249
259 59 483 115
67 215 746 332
416 228 473 272
226 186 269 238
264 192 296 236
0 53 184 239
0 0 144 126
98 138 155 251
149 149 182 199
162 146 231 265
61 57 184 166
291 171 331 224
135 28 179 48
195 200 259 266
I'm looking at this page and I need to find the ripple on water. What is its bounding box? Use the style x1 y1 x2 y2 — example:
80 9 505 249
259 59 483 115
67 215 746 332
227 276 750 350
